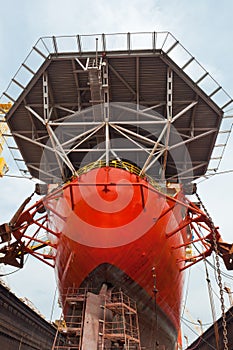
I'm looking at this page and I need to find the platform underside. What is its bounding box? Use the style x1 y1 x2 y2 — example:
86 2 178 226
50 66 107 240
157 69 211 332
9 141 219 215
4 33 227 182
79 263 177 349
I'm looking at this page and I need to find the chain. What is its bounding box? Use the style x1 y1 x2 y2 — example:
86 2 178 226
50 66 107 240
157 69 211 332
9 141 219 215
196 192 228 350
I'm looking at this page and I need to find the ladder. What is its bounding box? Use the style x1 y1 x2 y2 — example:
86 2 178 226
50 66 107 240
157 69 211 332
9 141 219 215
52 288 87 350
52 287 141 350
87 56 104 106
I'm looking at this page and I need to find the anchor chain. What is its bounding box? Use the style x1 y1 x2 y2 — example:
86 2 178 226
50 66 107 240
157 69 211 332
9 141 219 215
196 192 228 350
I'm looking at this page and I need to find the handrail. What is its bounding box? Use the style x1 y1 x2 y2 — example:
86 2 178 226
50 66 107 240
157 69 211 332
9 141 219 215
76 159 165 193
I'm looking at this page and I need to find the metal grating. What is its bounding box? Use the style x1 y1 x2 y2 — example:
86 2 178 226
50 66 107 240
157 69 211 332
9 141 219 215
0 32 232 181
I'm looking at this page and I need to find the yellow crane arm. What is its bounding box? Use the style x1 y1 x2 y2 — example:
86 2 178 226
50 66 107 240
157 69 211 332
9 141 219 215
0 102 12 114
0 102 12 176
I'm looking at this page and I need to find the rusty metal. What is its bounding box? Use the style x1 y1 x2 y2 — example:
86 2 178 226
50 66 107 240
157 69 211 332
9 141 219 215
216 241 233 270
100 290 141 350
0 240 24 267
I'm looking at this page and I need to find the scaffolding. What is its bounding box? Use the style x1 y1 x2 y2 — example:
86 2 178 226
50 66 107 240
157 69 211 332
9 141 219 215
52 288 87 350
99 291 141 350
52 288 141 350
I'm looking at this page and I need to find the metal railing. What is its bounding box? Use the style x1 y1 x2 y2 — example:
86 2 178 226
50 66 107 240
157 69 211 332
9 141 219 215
77 159 141 176
1 32 232 110
0 31 232 179
76 159 164 193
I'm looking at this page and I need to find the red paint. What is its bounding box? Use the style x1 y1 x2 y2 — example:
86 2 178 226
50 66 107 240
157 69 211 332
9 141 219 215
48 167 188 331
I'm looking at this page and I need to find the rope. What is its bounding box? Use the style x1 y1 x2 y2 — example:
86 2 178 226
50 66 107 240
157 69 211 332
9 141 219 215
0 254 30 276
3 174 32 179
204 259 220 350
181 318 216 350
181 268 191 319
50 286 58 322
196 192 229 350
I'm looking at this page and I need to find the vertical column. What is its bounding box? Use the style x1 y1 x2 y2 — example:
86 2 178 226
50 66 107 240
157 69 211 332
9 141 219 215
102 60 110 166
166 67 173 121
43 72 49 122
82 292 103 350
161 67 173 180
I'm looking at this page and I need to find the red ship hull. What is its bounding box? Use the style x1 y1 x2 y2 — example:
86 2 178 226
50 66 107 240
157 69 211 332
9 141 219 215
48 166 187 349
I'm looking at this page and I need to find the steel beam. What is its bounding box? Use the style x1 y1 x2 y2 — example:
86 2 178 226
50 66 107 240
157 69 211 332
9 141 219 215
42 72 49 121
161 67 173 180
108 63 136 96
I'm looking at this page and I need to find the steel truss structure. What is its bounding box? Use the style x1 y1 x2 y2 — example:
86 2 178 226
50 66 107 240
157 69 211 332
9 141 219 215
0 180 232 272
0 31 233 280
0 32 232 182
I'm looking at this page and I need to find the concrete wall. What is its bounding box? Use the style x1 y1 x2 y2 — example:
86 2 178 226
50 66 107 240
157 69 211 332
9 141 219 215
0 283 57 349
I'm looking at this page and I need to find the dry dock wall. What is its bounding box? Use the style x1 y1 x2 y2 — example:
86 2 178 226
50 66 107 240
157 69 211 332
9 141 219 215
0 282 57 349
186 306 233 350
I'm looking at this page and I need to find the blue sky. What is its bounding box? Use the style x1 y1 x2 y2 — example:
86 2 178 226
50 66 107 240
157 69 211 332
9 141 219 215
1 0 233 347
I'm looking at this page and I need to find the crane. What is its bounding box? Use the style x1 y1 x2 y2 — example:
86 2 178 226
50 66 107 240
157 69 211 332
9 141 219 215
0 102 11 176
